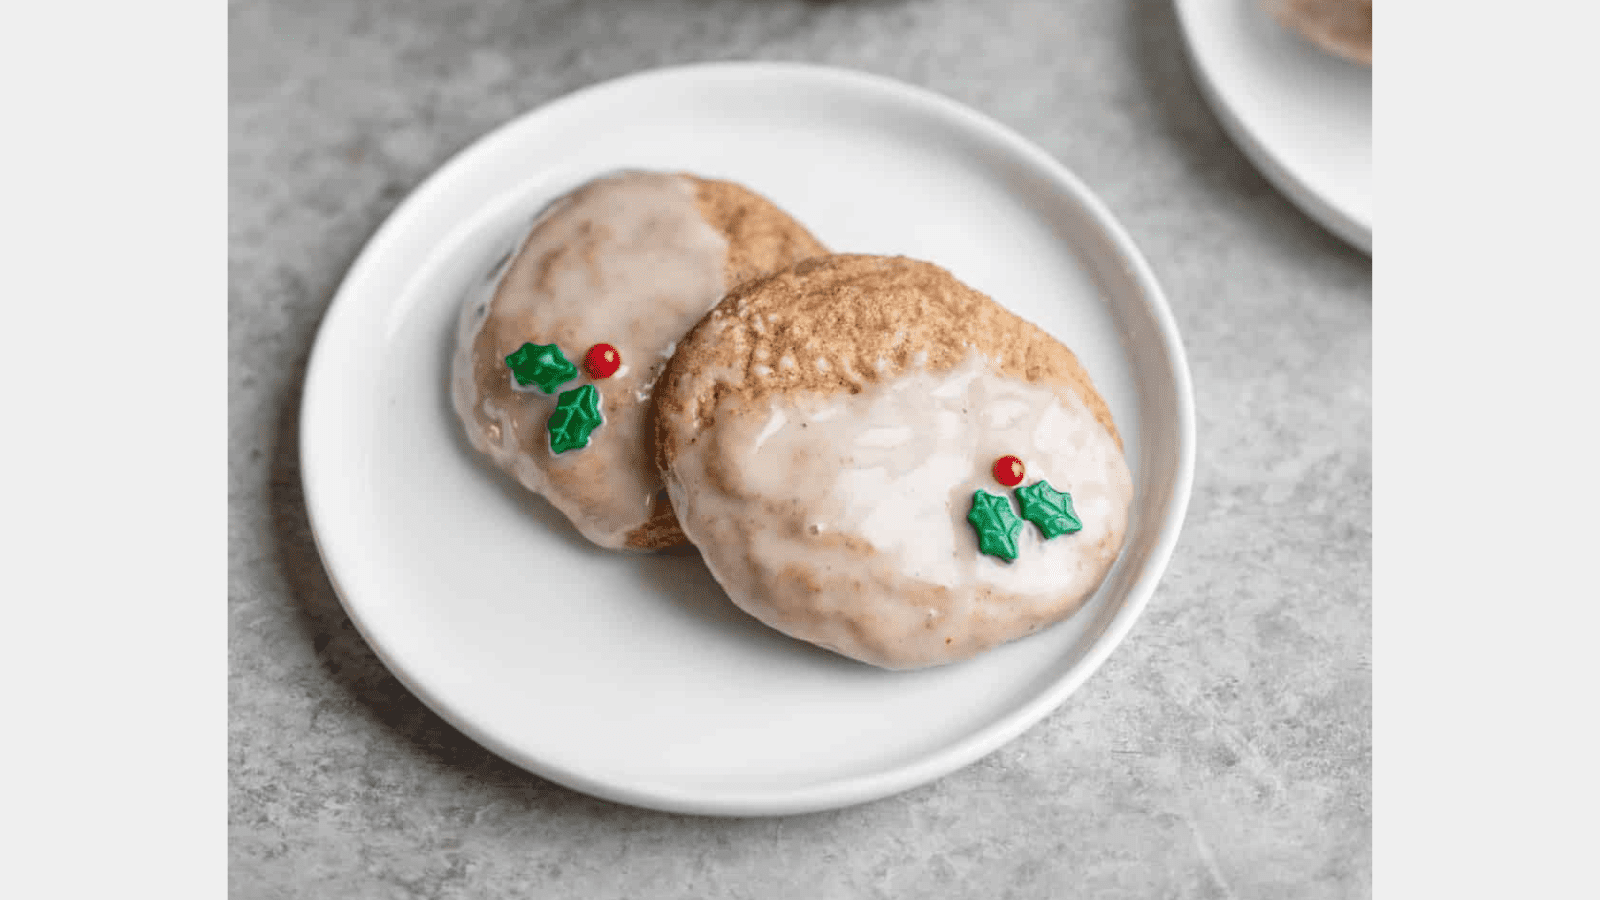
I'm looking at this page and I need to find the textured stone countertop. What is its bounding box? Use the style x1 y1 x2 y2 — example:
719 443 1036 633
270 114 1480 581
230 1 1371 896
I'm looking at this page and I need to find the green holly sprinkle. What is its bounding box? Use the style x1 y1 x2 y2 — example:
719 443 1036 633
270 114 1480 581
548 383 603 454
1016 479 1082 539
967 490 1023 562
505 342 577 393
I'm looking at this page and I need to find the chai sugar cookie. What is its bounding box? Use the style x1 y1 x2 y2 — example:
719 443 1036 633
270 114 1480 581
451 171 827 550
653 254 1134 669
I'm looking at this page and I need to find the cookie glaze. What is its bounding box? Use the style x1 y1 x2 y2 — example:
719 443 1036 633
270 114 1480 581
662 354 1133 669
452 172 728 548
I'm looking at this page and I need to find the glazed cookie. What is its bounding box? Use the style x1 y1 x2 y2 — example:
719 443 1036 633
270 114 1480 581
653 255 1134 669
451 171 827 550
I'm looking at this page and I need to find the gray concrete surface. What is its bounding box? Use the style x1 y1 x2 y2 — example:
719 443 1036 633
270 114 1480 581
229 1 1371 896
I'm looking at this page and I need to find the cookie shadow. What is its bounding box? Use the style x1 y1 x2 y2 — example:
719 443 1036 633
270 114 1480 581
632 543 869 672
1121 0 1370 268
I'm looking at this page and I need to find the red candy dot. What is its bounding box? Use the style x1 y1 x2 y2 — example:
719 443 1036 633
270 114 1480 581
993 455 1026 487
584 343 621 379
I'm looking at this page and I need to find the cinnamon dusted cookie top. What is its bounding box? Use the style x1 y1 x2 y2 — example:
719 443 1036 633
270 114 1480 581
451 171 826 550
653 254 1134 669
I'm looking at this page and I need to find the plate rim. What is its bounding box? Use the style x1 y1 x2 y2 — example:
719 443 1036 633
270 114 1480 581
1172 0 1372 254
299 60 1197 816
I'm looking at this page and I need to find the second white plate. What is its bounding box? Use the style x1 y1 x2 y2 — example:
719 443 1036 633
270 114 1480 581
300 62 1195 816
1176 0 1372 252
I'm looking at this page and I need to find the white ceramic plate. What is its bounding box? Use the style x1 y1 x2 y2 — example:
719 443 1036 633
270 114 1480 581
301 62 1195 816
1175 0 1372 252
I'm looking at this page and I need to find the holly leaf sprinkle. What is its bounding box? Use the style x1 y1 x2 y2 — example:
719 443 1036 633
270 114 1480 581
1016 479 1082 539
505 342 577 393
548 383 603 454
967 490 1023 562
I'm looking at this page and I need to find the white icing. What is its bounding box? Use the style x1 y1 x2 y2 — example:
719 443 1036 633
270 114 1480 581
663 354 1133 669
451 171 729 548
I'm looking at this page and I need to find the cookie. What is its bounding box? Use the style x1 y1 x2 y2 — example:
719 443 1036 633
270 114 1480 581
451 171 827 550
1264 0 1371 65
653 254 1134 669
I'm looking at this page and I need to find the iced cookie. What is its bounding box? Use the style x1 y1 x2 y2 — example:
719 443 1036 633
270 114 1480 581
1264 0 1371 65
653 255 1134 670
451 171 827 550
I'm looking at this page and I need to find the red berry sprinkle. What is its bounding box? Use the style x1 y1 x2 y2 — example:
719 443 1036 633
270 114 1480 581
993 455 1026 487
584 343 621 379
